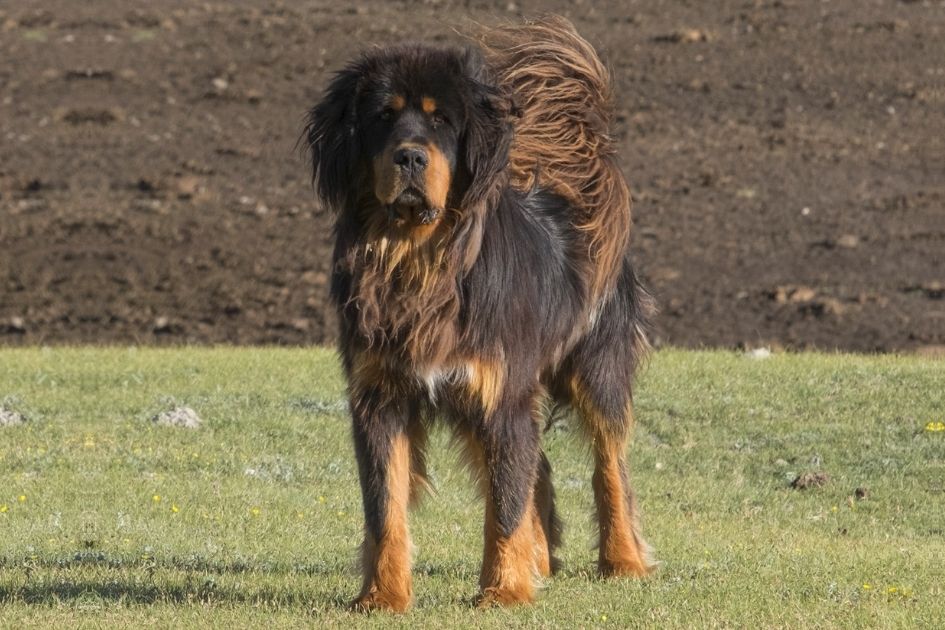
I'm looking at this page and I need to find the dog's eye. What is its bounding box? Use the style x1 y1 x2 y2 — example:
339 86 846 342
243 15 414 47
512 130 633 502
431 112 448 128
379 108 394 122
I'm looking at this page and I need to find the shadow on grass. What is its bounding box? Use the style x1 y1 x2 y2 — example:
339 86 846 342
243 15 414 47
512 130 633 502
0 553 479 610
0 578 349 609
0 552 345 577
0 552 352 609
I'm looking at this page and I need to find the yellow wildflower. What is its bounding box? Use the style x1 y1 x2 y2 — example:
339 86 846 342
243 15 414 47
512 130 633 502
862 583 871 590
0 504 7 513
171 504 179 513
925 421 945 432
250 507 261 517
152 494 161 503
18 495 26 503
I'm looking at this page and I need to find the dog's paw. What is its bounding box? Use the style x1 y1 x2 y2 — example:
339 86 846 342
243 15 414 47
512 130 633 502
475 585 535 608
349 589 412 613
598 557 653 578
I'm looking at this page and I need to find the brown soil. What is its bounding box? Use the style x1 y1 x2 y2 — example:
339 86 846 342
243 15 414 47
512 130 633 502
1 1 942 351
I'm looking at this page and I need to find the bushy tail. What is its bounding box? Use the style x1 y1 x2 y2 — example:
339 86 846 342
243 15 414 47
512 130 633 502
475 16 632 300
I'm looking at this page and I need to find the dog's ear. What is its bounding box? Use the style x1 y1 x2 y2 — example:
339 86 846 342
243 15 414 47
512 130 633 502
303 67 362 211
460 48 514 208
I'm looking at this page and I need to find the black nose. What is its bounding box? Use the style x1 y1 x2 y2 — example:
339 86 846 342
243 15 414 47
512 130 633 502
393 146 428 170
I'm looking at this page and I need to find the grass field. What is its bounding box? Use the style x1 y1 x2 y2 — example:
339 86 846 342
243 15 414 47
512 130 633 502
0 348 942 628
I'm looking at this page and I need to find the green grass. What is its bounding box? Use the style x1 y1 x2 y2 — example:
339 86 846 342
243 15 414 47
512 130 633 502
0 348 942 628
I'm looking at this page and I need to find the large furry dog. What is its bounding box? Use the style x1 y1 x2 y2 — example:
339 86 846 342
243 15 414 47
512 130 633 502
304 17 655 611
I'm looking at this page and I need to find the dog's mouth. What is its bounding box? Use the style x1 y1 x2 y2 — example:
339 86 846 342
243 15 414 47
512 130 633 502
387 187 442 226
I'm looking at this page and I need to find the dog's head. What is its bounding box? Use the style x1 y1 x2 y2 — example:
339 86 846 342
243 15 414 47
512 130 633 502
304 45 513 236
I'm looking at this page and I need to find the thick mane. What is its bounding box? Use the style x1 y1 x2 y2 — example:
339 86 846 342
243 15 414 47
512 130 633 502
475 16 632 300
336 208 464 367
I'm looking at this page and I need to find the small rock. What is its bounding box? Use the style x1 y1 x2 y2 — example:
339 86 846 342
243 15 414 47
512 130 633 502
0 408 26 427
836 234 859 249
791 286 817 303
746 347 771 359
153 316 170 332
809 297 845 317
655 28 708 43
773 285 818 304
176 175 201 198
6 316 26 333
152 406 201 429
680 28 708 42
790 471 830 489
211 76 228 91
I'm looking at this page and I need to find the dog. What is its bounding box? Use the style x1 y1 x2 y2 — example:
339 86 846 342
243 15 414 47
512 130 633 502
304 16 655 611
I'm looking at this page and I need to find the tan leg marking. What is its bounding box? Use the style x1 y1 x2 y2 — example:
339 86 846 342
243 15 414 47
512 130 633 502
455 429 538 606
571 377 654 577
466 358 505 415
592 435 651 577
352 434 413 613
478 491 538 607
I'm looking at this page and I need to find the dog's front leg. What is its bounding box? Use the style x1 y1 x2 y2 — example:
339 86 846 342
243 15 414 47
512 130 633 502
348 389 414 613
470 394 542 607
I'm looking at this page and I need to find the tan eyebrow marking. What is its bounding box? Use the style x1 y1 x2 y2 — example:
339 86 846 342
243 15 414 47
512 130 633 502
390 94 406 111
421 96 437 114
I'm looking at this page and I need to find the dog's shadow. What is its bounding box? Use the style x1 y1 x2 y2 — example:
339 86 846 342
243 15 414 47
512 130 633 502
0 555 495 612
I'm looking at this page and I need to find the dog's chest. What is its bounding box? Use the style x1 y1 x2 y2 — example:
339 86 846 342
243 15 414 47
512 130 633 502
416 363 472 402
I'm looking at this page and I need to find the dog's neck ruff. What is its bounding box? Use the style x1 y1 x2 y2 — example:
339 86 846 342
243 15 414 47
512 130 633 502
345 220 462 367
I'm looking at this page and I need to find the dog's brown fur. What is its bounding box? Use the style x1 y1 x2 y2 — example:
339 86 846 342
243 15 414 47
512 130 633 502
476 17 632 301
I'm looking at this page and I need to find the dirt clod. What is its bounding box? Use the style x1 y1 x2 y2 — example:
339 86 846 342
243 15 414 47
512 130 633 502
791 472 830 490
0 407 26 427
152 406 202 429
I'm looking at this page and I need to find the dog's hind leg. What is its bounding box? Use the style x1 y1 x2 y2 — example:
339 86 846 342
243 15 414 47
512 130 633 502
572 384 653 577
558 263 655 577
532 450 562 577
